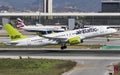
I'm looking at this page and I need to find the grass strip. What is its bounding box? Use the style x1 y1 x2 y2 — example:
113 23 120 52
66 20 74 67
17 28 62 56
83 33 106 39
0 58 76 75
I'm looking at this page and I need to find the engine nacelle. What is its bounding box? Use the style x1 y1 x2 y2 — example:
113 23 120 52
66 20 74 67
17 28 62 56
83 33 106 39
68 36 81 45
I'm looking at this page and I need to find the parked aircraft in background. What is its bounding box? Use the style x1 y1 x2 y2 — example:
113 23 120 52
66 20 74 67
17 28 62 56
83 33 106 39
3 23 57 46
16 18 66 35
42 26 117 49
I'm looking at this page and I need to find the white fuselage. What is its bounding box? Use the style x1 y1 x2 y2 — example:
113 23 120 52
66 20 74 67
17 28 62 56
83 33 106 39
10 26 117 46
43 26 117 40
11 36 57 46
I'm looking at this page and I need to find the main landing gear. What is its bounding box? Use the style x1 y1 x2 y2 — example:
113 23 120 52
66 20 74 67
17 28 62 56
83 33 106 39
61 44 67 50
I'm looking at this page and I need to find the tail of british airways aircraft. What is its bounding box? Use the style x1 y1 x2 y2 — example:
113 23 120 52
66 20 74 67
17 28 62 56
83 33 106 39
16 18 26 29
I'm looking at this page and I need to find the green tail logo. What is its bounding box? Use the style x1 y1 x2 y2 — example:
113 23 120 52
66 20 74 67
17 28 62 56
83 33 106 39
4 23 27 41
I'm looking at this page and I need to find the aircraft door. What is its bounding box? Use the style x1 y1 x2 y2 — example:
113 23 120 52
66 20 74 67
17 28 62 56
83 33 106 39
100 27 105 34
27 39 31 46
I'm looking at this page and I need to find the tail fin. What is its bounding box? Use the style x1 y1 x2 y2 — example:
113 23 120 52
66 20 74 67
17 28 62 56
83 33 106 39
4 23 27 41
16 18 25 29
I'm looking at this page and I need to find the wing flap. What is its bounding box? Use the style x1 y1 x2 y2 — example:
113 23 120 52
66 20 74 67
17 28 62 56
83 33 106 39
42 35 68 43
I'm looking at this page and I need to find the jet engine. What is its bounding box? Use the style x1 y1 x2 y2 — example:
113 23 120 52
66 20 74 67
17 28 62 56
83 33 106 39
68 36 82 45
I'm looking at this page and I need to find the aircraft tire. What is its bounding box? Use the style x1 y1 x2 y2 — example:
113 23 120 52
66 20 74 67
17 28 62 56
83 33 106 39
61 46 67 50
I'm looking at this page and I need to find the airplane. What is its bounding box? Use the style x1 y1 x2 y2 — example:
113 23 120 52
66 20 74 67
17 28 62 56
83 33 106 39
3 22 117 50
42 26 117 49
3 23 58 46
16 18 66 34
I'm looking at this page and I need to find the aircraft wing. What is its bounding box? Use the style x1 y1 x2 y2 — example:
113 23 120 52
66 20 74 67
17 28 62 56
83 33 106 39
42 35 68 43
3 42 18 46
42 35 82 44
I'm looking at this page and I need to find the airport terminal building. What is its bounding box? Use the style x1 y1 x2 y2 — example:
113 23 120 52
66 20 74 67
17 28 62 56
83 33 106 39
0 0 120 29
1 12 120 28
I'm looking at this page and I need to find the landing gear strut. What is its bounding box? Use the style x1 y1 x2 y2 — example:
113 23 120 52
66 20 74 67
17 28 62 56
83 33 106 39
61 44 67 50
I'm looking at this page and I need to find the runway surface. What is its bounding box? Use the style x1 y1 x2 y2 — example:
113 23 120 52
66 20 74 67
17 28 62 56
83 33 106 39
62 59 120 75
0 50 120 75
0 50 120 57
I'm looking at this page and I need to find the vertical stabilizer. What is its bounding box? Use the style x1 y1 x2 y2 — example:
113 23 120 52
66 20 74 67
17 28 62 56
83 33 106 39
4 23 27 41
16 18 25 29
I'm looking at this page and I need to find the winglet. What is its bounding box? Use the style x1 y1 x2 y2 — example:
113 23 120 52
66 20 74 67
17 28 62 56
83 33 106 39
4 23 27 41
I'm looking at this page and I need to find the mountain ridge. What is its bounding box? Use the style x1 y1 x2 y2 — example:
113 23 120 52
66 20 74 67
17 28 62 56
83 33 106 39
0 0 101 12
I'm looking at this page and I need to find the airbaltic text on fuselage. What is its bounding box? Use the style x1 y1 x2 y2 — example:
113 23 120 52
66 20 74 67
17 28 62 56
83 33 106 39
76 28 98 34
51 28 98 38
